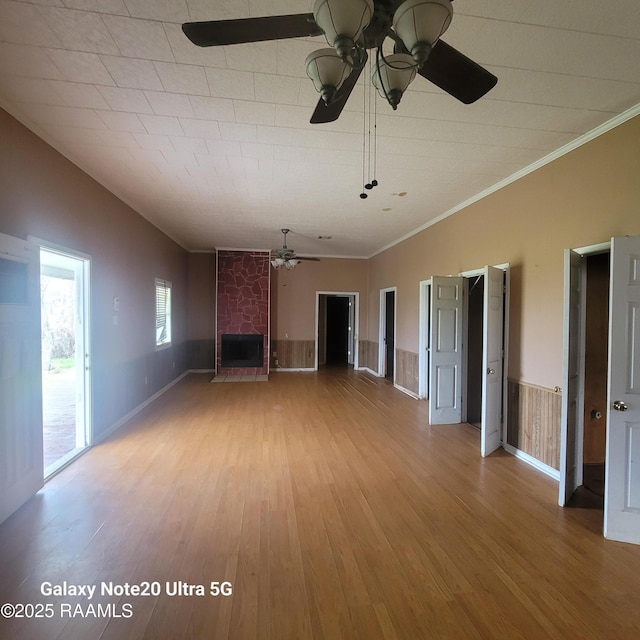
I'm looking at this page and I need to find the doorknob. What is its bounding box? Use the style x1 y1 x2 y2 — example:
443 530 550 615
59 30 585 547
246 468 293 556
487 368 496 375
613 400 628 412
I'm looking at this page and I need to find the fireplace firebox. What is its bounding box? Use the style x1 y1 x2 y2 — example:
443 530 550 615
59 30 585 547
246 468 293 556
221 334 264 368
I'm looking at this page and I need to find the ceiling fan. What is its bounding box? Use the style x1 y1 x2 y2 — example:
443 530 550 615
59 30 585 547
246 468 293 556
269 229 320 270
182 0 497 124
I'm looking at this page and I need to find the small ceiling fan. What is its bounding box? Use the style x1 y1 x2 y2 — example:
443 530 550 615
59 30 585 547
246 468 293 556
270 229 320 270
182 0 497 124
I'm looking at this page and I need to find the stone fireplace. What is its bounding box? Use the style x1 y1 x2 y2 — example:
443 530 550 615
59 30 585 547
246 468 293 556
216 250 270 375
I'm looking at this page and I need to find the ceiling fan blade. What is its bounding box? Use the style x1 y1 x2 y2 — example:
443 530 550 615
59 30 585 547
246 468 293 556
418 40 497 104
310 52 368 124
182 13 322 47
295 257 320 261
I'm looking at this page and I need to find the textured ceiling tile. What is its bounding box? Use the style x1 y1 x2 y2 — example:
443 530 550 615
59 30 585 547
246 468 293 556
145 90 194 117
0 77 67 106
46 49 116 85
153 61 209 95
0 1 62 47
61 0 128 15
132 132 173 152
204 139 242 157
49 80 111 109
138 113 184 135
254 73 301 105
100 55 164 90
224 41 278 74
233 100 276 126
102 14 175 61
36 6 120 54
178 117 221 139
206 67 255 100
98 85 154 113
95 109 146 132
124 0 189 22
20 104 108 129
0 43 66 79
169 135 207 154
189 95 235 121
185 0 249 22
219 121 257 143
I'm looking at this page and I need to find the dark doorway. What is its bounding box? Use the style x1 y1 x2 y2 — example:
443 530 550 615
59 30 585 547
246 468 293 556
582 252 609 502
466 275 484 428
384 290 395 380
326 296 349 366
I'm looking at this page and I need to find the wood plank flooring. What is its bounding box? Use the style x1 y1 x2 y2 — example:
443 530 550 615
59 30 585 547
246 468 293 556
2 369 640 639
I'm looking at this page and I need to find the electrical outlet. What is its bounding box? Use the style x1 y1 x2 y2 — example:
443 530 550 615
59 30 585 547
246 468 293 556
273 351 277 357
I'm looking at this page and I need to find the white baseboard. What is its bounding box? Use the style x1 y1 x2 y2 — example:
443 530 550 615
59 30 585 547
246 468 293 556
394 383 419 399
357 366 380 376
94 371 190 445
271 368 316 372
189 368 215 373
503 443 560 481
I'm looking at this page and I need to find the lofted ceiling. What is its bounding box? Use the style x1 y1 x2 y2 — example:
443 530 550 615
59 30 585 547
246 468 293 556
1 0 640 258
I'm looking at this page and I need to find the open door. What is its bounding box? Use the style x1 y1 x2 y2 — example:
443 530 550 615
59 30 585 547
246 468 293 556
0 233 44 524
481 266 504 456
604 235 640 544
429 276 464 425
559 249 585 506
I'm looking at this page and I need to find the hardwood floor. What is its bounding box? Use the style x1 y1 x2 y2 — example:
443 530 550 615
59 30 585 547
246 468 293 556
2 369 640 639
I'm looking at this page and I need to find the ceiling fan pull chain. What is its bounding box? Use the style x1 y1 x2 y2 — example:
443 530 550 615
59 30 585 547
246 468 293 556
365 55 374 192
360 59 368 199
372 69 378 189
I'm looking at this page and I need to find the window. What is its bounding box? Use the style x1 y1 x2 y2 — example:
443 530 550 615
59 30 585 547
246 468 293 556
155 278 172 348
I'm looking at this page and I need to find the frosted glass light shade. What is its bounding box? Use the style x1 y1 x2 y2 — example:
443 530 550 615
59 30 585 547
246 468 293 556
393 0 453 65
313 0 374 57
306 48 352 104
372 53 417 109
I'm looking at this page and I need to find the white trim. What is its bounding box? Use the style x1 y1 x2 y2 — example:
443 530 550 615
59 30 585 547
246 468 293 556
395 383 419 399
573 241 611 256
315 291 360 371
369 104 640 259
31 236 94 451
503 443 560 481
418 279 431 400
271 367 316 372
94 371 189 445
358 366 381 377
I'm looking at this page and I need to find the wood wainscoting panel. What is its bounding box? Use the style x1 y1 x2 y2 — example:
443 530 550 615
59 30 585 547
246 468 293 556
272 340 315 369
396 348 419 395
507 379 561 470
359 340 379 372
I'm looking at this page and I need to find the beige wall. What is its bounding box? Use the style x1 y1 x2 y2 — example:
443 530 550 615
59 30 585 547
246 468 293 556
271 257 369 342
0 108 189 435
367 115 640 390
187 252 216 341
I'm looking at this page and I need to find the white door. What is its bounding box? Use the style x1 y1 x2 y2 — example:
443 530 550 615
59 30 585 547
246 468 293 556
559 249 585 506
604 235 640 544
429 276 463 425
0 233 44 525
481 266 504 456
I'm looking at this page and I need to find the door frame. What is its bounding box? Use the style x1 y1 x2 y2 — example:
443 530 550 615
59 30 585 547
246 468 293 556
32 237 93 468
315 291 359 371
419 265 510 445
418 279 432 399
559 240 610 506
378 287 397 380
